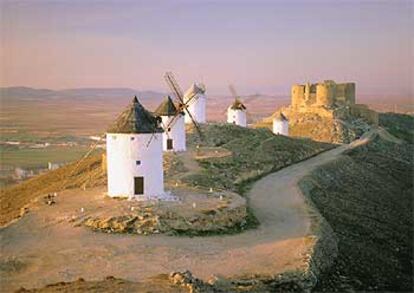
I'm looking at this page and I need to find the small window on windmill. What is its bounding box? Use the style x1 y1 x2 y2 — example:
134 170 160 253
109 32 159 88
112 135 117 140
167 127 171 132
136 160 141 166
130 137 135 141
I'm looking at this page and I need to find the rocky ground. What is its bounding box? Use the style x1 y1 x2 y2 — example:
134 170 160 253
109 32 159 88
287 113 371 144
14 274 192 293
72 188 248 236
299 118 413 291
254 106 375 144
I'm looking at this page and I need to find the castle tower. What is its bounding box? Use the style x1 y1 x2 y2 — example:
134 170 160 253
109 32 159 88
304 82 311 100
345 83 356 105
291 84 305 108
272 112 289 136
154 96 186 152
227 98 247 127
106 96 164 200
316 80 336 107
183 82 206 124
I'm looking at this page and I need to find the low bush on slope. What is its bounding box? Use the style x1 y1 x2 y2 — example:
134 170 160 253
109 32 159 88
301 136 413 292
379 112 414 144
186 123 333 193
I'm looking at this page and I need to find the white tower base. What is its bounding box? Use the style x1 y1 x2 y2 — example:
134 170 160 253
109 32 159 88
227 108 247 127
160 115 186 152
273 119 289 136
185 94 206 124
106 133 165 200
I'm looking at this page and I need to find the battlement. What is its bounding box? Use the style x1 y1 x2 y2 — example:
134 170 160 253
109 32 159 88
292 80 355 108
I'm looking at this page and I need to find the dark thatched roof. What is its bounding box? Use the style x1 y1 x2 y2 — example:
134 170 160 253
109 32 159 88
230 98 247 110
154 96 179 116
107 96 163 134
273 112 288 121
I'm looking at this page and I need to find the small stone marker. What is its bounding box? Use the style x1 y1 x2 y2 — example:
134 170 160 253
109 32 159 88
219 195 223 201
209 187 213 192
131 207 135 211
80 207 84 213
192 202 196 209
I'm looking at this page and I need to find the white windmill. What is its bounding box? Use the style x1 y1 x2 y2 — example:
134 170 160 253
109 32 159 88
183 82 207 124
154 96 186 152
272 112 289 136
106 96 165 200
227 85 247 127
164 72 205 141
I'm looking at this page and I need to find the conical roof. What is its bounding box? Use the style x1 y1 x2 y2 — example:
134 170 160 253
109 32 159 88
154 96 178 116
273 112 288 121
184 83 206 100
107 96 163 134
230 98 246 110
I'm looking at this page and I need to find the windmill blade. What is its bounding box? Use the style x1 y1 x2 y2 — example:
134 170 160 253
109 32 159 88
146 131 159 148
164 71 204 140
183 91 198 106
163 112 182 136
229 84 239 99
184 104 204 140
164 72 185 104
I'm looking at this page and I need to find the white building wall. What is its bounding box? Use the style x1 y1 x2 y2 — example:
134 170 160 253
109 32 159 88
106 133 164 199
184 93 206 124
272 119 289 136
227 108 247 127
160 115 186 152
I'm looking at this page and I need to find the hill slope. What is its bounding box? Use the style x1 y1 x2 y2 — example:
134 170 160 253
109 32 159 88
300 127 413 291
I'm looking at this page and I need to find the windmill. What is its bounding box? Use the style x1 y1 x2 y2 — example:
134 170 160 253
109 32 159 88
225 84 248 127
57 96 165 199
154 95 186 152
106 96 165 199
163 72 204 140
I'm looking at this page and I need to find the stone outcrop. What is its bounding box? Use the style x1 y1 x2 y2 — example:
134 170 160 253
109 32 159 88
74 193 248 236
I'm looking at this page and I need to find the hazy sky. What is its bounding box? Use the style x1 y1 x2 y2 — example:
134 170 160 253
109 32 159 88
0 0 412 95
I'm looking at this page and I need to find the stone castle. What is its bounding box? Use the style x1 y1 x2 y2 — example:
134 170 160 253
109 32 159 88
274 80 379 143
292 80 355 108
289 80 378 125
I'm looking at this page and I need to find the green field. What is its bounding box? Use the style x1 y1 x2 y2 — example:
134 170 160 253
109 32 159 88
1 145 94 169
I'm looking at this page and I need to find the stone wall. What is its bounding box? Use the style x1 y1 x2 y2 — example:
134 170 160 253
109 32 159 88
292 80 356 108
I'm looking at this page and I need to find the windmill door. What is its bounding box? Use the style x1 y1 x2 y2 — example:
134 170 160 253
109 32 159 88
134 177 144 195
167 139 173 150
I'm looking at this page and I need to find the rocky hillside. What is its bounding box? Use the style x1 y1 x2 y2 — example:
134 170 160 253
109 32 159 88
186 123 333 193
299 117 413 291
254 111 372 144
287 112 371 144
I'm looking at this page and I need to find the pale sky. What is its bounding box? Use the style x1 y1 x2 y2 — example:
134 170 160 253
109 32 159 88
0 0 412 95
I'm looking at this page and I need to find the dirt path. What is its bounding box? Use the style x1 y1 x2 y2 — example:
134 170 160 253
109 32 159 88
0 134 373 292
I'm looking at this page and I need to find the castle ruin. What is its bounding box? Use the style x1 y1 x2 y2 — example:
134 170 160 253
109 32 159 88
289 80 377 125
292 80 355 108
274 80 379 143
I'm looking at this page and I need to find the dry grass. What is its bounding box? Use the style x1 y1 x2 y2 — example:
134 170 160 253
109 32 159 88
0 153 105 226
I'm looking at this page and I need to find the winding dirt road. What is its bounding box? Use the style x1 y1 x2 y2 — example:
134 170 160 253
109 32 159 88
0 134 372 292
